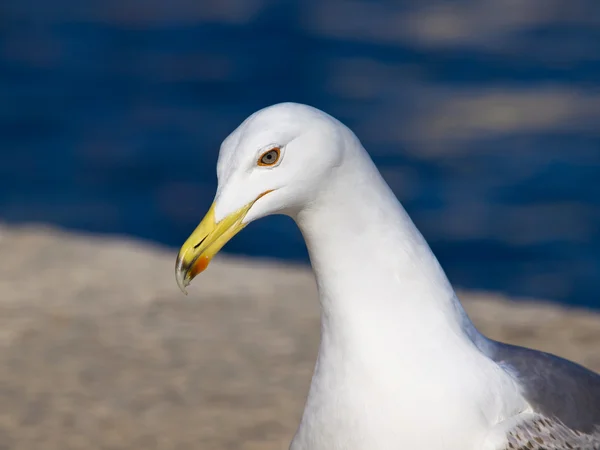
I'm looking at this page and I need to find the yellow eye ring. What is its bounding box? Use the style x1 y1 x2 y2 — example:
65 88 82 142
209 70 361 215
257 147 281 166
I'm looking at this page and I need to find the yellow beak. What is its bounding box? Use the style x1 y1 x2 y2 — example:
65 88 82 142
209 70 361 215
175 190 273 294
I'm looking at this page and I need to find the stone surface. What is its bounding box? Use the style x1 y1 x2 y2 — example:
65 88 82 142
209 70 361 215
0 223 598 449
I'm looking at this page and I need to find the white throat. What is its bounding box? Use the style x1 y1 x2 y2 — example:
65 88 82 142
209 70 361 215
295 138 480 355
288 135 516 450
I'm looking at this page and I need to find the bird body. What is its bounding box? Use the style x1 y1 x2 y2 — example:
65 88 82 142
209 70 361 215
175 103 600 450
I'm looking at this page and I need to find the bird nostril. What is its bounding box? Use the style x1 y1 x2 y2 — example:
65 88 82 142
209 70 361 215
193 235 208 249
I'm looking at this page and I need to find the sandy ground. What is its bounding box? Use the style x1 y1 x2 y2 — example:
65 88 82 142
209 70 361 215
0 223 598 450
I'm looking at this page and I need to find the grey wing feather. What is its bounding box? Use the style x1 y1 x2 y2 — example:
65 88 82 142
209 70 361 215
499 413 600 449
478 339 600 449
487 341 600 433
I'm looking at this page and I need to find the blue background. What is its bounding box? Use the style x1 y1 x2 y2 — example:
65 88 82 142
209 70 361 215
1 0 599 308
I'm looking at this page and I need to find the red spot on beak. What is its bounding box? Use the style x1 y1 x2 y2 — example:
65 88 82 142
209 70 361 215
190 256 210 278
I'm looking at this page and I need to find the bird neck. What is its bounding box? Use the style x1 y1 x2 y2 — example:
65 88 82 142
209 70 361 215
294 145 483 363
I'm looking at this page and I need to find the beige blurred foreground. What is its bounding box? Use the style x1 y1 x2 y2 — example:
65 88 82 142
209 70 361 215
0 223 598 450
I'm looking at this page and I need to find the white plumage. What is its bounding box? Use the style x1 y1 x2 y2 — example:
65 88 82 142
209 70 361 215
176 102 600 450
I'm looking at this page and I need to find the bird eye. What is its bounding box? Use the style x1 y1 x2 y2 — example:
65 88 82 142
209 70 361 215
258 147 281 166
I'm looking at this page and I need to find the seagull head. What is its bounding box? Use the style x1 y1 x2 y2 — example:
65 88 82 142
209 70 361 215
175 102 349 293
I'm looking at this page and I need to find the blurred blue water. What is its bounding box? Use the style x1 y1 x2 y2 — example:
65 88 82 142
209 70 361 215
1 1 599 308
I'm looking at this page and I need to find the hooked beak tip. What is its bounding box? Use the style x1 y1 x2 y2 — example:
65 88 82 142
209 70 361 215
175 255 190 295
175 251 212 295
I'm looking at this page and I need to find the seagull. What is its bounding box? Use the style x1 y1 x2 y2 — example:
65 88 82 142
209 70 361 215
175 103 600 450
